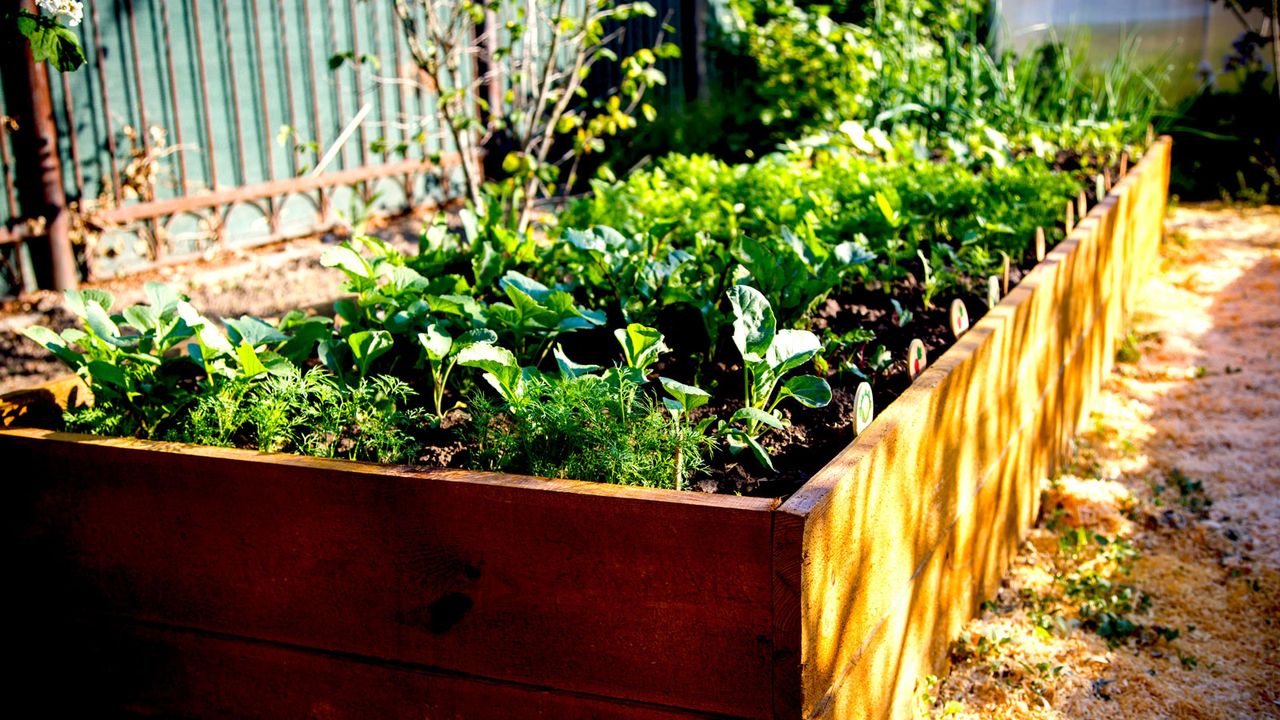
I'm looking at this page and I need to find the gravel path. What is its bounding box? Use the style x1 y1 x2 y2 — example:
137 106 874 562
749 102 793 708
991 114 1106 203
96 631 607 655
928 205 1280 718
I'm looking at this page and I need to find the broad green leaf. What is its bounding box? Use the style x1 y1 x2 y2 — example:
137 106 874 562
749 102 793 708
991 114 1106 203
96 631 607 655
348 330 394 377
727 284 776 362
63 288 115 318
767 329 822 374
565 227 607 254
23 325 84 367
454 328 497 350
500 271 552 302
224 316 289 348
122 305 157 334
725 428 776 472
320 245 372 279
277 318 332 365
428 294 487 324
732 406 786 430
235 343 269 378
615 323 667 370
833 240 876 266
86 359 126 388
379 264 430 293
258 351 295 377
553 345 600 379
177 302 234 354
779 375 833 408
84 301 123 346
144 282 182 313
457 343 523 402
659 376 710 412
418 325 453 362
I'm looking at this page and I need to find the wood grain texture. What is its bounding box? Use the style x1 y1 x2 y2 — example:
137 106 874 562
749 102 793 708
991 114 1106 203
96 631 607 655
0 428 777 717
7 619 729 719
775 139 1171 719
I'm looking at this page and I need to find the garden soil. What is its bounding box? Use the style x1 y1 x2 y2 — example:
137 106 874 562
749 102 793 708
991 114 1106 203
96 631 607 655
926 205 1280 719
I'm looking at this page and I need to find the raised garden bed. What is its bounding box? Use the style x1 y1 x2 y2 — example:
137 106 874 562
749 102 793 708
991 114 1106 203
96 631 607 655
0 139 1170 718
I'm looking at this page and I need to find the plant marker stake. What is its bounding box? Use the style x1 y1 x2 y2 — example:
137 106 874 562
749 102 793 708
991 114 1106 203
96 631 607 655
1096 174 1106 202
1035 226 1046 262
1077 190 1088 221
949 298 970 338
907 338 927 380
1120 152 1129 177
1002 253 1010 294
674 446 683 492
987 276 1000 309
1065 201 1075 234
854 382 874 436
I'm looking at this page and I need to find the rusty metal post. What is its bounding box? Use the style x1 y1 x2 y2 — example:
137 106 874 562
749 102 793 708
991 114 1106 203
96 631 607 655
5 0 77 291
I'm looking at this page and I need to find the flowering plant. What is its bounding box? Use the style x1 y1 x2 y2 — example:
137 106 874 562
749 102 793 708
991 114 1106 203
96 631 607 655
13 0 86 72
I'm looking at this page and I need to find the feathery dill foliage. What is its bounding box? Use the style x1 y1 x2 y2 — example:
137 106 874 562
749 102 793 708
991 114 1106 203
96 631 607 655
466 373 712 489
67 368 424 465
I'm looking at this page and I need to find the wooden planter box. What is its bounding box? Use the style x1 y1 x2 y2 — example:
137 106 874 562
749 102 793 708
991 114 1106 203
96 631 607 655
0 140 1171 719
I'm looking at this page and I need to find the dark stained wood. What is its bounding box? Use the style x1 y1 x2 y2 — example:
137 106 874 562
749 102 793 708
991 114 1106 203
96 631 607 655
7 618 730 719
1 428 776 717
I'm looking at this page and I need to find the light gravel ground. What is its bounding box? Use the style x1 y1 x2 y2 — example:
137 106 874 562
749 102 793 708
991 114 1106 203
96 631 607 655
928 205 1280 719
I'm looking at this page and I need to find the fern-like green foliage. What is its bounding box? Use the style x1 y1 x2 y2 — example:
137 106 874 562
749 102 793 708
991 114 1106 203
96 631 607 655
466 372 712 489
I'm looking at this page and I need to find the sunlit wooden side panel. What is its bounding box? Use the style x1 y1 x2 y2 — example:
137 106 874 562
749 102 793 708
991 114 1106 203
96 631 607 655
773 139 1171 720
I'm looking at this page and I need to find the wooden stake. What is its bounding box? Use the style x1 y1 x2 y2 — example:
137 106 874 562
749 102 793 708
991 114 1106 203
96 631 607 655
1077 190 1088 220
1120 152 1129 177
1035 226 1046 262
1104 167 1113 192
1001 252 1011 294
1065 201 1075 233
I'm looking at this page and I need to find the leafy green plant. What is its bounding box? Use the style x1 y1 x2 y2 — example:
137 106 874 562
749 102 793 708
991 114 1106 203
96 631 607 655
418 326 498 423
466 371 710 489
485 271 606 364
722 285 832 469
561 225 695 326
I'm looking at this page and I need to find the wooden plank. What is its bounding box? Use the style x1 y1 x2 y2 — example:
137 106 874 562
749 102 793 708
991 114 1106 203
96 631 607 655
6 620 726 719
0 374 86 428
775 139 1171 719
1 428 777 717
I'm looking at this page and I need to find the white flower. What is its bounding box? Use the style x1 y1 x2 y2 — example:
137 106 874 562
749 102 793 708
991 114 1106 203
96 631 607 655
37 0 84 28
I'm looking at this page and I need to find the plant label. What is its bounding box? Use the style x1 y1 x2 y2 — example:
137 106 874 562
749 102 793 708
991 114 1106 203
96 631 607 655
854 382 874 435
1035 226 1046 262
949 299 970 338
908 339 927 380
987 276 1000 309
1096 174 1106 201
1065 201 1075 233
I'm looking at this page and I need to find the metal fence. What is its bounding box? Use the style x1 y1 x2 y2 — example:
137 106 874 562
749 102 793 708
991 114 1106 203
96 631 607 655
0 0 701 297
